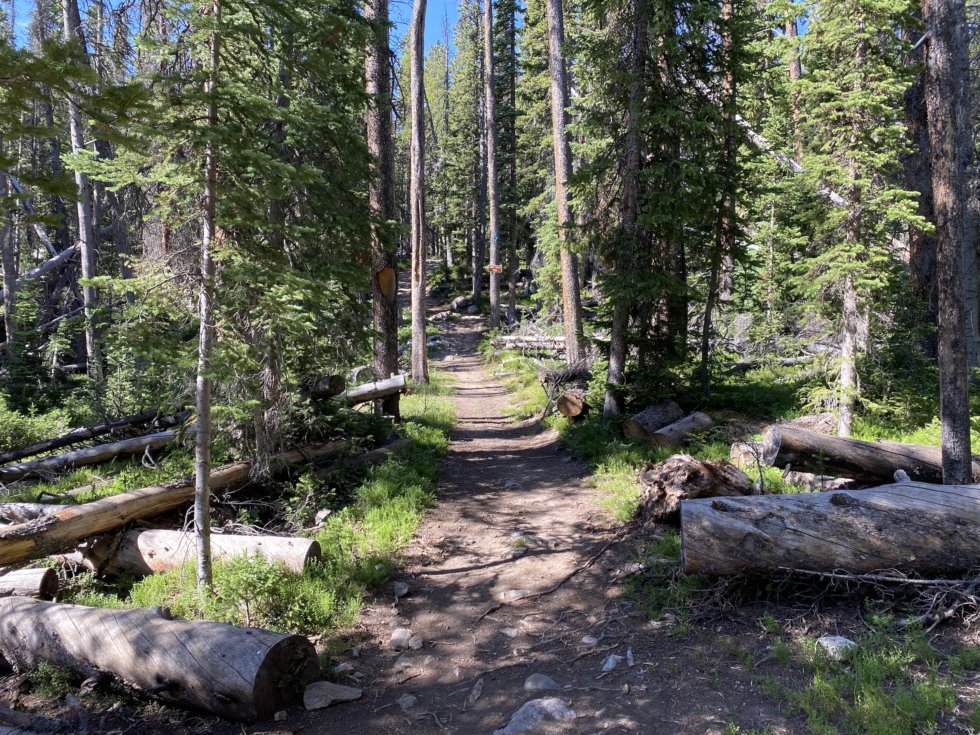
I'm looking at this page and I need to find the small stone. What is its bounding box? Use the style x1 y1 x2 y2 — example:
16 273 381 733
626 647 635 668
334 662 355 675
303 681 363 710
390 627 413 651
408 636 424 650
314 508 332 525
493 698 576 735
581 635 599 646
274 710 288 722
396 693 418 711
508 547 527 559
394 581 410 598
601 654 623 673
503 589 532 601
504 480 519 490
817 635 858 661
500 627 519 638
351 646 360 658
393 654 414 673
523 673 561 691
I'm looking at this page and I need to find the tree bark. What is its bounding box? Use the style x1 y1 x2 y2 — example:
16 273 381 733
761 424 980 484
0 598 318 722
837 272 858 437
639 454 750 524
409 0 429 383
484 0 501 328
622 401 685 440
680 480 980 576
0 568 58 600
341 374 406 405
784 8 803 164
545 0 584 363
649 412 714 448
365 0 400 418
0 244 80 303
0 173 15 356
922 0 973 484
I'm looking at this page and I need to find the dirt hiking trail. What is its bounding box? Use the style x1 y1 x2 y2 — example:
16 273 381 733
311 314 794 735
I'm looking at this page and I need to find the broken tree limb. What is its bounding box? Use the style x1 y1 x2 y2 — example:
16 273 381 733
556 389 588 419
0 430 186 483
0 244 79 303
0 409 190 466
650 412 714 448
622 401 685 440
761 425 980 484
5 173 57 257
639 454 751 524
79 530 321 576
0 597 319 721
0 568 58 599
341 374 407 406
0 440 348 566
680 481 980 576
314 437 411 480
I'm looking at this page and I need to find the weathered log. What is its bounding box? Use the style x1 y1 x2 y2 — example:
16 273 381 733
639 454 751 524
0 430 188 483
622 401 685 440
781 470 856 491
78 530 320 576
761 425 980 484
341 374 407 406
0 440 348 566
308 375 346 399
556 389 588 419
722 356 813 372
0 598 318 721
730 440 765 469
0 409 190 466
0 504 61 524
0 244 79 303
314 438 411 480
491 335 565 349
650 412 714 448
0 568 58 600
680 481 980 576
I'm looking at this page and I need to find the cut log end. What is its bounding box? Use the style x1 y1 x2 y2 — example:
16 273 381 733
556 389 588 419
252 634 322 720
0 568 58 600
649 412 714 448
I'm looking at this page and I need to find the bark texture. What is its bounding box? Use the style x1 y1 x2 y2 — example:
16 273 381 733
639 454 750 524
409 0 429 383
484 0 501 327
649 412 714 448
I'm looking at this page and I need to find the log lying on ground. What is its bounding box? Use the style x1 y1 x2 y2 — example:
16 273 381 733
639 454 751 524
78 530 320 576
490 335 566 350
623 401 685 440
0 504 62 524
556 389 588 419
761 425 980 484
314 438 411 480
341 374 407 406
0 703 70 734
0 598 319 721
0 440 348 566
308 375 346 399
0 409 190 466
680 481 980 576
0 430 188 483
722 356 813 372
649 412 714 448
781 470 855 491
0 568 58 599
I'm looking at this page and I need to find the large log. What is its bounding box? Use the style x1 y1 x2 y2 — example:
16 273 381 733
490 335 565 350
556 389 588 419
81 530 320 576
761 425 980 484
0 430 187 483
681 481 980 576
341 374 407 406
0 504 61 524
0 568 58 599
0 598 319 721
622 401 685 440
0 409 190 466
0 440 348 566
0 244 79 303
639 454 751 524
650 412 714 448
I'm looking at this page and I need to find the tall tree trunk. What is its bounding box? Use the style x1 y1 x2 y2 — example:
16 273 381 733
195 0 221 592
838 272 858 437
365 0 400 416
545 0 584 363
484 0 501 327
62 0 102 391
923 0 973 483
784 6 803 164
0 172 15 354
472 13 486 306
409 0 429 383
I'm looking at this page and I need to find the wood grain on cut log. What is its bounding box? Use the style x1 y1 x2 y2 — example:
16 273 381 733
680 481 980 576
650 412 714 448
556 389 588 419
78 530 320 576
0 440 348 566
638 454 751 524
341 374 407 406
762 425 980 484
0 598 319 721
0 568 58 599
622 401 685 440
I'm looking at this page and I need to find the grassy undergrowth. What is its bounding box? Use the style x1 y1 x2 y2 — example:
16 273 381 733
63 372 455 638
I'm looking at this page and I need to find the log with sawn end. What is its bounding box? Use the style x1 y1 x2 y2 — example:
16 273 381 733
340 374 407 406
649 412 714 448
556 389 588 419
0 568 58 599
622 401 685 440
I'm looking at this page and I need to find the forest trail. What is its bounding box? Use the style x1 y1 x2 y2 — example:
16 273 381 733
310 312 793 735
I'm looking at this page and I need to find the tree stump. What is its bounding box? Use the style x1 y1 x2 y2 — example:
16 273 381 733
557 389 588 419
638 454 751 524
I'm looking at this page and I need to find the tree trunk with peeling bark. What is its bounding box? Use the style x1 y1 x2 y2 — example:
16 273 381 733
409 0 429 383
484 0 501 328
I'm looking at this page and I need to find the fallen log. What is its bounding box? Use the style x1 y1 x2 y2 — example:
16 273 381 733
0 440 348 566
622 401 685 440
639 454 751 524
0 504 61 524
314 438 411 480
761 425 980 484
0 598 319 721
0 703 70 734
0 244 79 303
0 568 58 599
308 375 346 399
491 335 565 350
680 481 980 576
0 409 190 466
556 389 588 419
0 430 188 483
650 412 714 448
78 530 320 576
341 374 407 406
722 356 813 372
